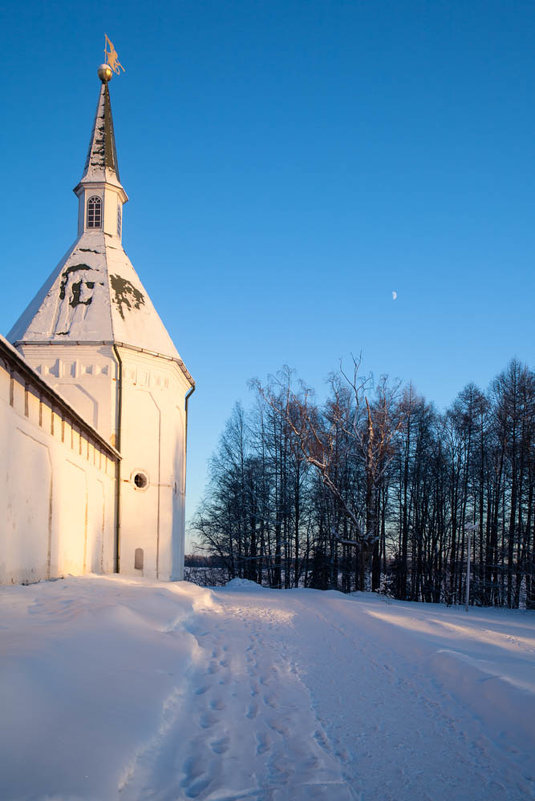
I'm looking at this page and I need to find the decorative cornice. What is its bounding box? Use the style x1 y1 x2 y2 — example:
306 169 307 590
14 339 195 388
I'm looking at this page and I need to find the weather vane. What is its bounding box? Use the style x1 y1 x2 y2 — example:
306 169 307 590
104 34 125 75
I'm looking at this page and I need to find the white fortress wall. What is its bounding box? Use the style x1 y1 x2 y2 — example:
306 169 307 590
0 337 119 585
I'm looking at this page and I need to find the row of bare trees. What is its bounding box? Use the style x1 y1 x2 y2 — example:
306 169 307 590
192 359 535 607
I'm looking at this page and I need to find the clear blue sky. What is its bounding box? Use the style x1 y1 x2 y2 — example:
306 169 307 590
1 1 534 546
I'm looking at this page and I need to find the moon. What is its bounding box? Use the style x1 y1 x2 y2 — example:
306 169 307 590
392 291 398 300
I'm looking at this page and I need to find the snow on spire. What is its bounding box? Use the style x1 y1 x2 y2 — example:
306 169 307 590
79 78 122 188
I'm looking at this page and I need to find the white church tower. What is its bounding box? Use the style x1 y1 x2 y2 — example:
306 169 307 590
8 62 194 580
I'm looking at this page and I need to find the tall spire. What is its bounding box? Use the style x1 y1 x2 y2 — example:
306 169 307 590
76 65 125 194
82 82 120 181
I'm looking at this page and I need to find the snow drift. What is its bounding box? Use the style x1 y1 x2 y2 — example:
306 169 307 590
1 576 533 800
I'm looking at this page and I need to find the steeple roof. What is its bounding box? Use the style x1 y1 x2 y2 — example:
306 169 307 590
7 68 193 387
75 77 126 198
83 81 120 181
7 233 187 362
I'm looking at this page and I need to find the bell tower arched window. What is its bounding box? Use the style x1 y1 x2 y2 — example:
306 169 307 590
87 196 102 229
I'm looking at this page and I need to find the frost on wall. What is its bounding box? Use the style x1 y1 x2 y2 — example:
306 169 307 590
110 274 145 320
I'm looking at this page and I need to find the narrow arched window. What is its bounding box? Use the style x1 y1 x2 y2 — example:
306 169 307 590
117 204 122 237
87 196 102 229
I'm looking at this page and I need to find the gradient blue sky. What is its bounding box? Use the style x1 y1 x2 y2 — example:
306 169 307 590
1 1 534 546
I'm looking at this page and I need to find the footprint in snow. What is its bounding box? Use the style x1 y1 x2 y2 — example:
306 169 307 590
268 719 290 736
210 736 230 755
199 711 218 729
313 729 331 752
181 755 204 783
263 693 278 709
256 731 271 755
185 774 213 799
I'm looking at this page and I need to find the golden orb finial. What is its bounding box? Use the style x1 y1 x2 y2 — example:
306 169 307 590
98 63 113 83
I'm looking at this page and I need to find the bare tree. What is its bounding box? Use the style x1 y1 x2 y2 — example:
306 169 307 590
253 360 402 590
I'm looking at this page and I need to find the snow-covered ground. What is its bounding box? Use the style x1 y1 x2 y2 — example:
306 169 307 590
1 577 534 801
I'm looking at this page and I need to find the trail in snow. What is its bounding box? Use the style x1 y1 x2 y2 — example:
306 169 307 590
120 587 353 800
0 576 534 801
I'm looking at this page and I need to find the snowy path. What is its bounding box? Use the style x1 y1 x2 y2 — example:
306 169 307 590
119 587 354 801
1 577 534 801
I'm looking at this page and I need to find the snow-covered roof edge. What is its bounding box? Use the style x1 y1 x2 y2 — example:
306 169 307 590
6 241 78 342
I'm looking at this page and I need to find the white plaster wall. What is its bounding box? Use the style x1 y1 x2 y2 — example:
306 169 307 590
0 355 117 585
9 342 190 584
18 344 119 446
116 348 189 581
3 427 51 581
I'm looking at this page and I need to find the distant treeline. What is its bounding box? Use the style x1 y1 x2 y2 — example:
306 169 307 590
192 359 535 608
185 554 225 568
183 554 227 587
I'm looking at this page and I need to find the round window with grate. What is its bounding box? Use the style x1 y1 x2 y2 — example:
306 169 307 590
132 471 149 490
